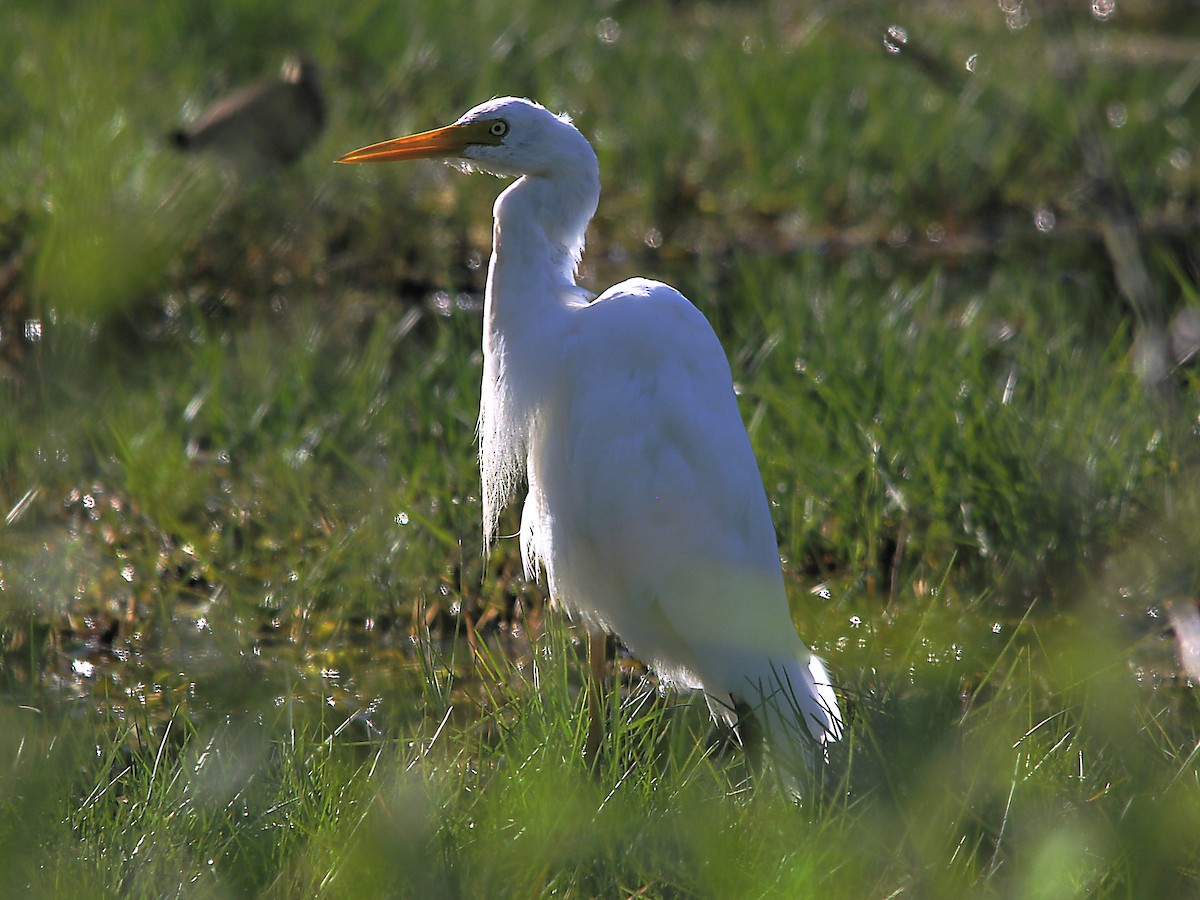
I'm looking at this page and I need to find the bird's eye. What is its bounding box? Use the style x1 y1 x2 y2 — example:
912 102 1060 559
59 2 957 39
489 120 509 138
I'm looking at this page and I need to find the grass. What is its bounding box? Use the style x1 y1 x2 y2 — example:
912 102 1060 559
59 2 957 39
3 0 1200 895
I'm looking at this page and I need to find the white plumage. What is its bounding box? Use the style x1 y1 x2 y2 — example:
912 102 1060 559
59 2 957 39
338 97 842 770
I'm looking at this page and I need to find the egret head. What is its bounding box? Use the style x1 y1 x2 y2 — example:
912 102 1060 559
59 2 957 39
336 96 596 181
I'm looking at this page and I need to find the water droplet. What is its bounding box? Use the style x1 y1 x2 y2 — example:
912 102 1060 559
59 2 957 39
643 227 662 249
1166 117 1190 141
597 17 621 45
1106 102 1127 128
1168 147 1191 171
883 25 908 55
395 511 410 526
456 292 482 313
965 53 978 73
1034 206 1056 233
24 319 42 342
849 615 862 627
992 622 1002 634
1002 1 1030 31
1091 0 1116 21
430 291 452 317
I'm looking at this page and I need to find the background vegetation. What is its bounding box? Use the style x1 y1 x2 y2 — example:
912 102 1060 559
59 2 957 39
2 0 1200 895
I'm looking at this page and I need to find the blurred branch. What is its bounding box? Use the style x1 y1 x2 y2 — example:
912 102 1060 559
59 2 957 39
843 3 1180 393
1037 0 1173 390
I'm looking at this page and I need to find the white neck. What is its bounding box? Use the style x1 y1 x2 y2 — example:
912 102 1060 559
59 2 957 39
478 167 599 547
485 172 597 328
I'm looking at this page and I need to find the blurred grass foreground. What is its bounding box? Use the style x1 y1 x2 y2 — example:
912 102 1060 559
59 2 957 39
3 0 1200 896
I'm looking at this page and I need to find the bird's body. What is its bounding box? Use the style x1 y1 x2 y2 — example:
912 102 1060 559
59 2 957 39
338 97 841 769
172 56 324 171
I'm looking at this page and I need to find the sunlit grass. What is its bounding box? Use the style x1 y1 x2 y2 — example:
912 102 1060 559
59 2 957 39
3 590 1196 897
2 0 1200 895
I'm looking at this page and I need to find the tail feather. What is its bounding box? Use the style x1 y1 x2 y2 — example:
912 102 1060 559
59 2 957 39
798 653 843 743
713 653 842 776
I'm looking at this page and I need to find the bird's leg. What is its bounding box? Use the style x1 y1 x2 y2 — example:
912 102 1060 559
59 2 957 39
733 700 766 783
705 700 763 793
583 631 607 767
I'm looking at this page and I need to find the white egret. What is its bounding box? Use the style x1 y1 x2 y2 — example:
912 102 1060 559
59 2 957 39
337 97 842 773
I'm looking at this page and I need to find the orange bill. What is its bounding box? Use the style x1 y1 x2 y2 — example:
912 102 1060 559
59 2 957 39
336 120 500 164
